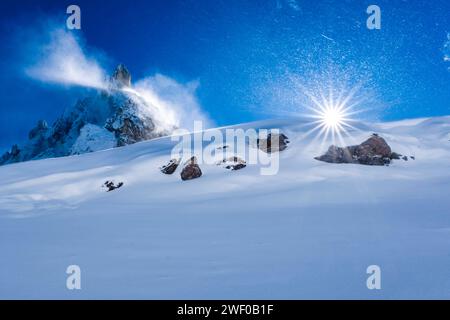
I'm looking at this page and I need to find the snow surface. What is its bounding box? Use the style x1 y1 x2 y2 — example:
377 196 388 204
71 124 116 155
0 117 449 299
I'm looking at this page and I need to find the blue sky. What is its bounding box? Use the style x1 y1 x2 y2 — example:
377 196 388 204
0 0 449 150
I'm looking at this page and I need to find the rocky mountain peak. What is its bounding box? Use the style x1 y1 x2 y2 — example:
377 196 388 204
28 120 48 140
0 64 173 166
112 64 131 88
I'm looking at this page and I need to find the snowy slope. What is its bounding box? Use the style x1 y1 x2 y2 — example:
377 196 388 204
0 117 449 299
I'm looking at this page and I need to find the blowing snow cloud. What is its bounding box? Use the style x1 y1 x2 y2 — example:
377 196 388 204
23 26 211 131
26 29 107 89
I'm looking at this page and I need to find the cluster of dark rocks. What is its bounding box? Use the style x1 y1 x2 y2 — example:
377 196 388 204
160 132 291 181
102 132 411 191
315 134 407 166
160 156 203 181
103 132 410 190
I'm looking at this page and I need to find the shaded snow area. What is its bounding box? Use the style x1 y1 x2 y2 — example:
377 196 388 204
0 117 450 299
71 124 116 155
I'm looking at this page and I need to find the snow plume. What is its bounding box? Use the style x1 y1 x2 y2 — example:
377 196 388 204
129 75 212 132
25 29 108 89
22 25 211 132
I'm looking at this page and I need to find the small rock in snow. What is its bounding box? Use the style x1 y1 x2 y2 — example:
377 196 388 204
257 133 289 153
103 180 124 192
218 156 247 171
160 158 180 175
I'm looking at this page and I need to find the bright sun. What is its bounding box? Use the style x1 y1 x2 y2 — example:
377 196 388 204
301 88 362 145
321 107 345 129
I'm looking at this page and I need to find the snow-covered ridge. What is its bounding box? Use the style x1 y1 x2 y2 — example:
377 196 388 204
1 115 449 213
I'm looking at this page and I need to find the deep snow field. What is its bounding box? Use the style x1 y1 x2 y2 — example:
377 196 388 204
0 117 449 299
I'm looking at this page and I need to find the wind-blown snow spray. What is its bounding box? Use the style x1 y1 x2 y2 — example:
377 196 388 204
25 27 211 135
444 33 450 69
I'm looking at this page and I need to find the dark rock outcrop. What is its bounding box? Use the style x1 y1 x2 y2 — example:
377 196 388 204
103 180 124 192
180 156 202 181
160 158 180 175
1 144 21 164
104 99 159 147
227 163 246 171
390 152 402 160
315 134 397 166
218 156 247 171
112 64 131 88
257 133 289 153
28 120 48 140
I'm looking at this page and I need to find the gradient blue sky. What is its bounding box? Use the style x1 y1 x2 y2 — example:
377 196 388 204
0 0 449 151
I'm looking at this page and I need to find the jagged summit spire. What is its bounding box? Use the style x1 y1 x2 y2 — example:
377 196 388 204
112 64 131 88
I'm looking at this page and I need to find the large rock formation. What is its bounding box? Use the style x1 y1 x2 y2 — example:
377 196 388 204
111 64 131 88
0 65 173 166
180 156 202 181
315 134 397 166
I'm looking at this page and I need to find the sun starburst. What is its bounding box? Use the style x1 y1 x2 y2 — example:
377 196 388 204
299 86 367 148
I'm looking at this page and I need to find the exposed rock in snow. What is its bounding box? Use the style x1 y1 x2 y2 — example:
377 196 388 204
103 180 124 192
160 158 180 175
104 94 162 147
0 65 173 166
315 134 396 166
180 156 202 181
390 152 402 160
257 133 289 153
217 156 247 171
